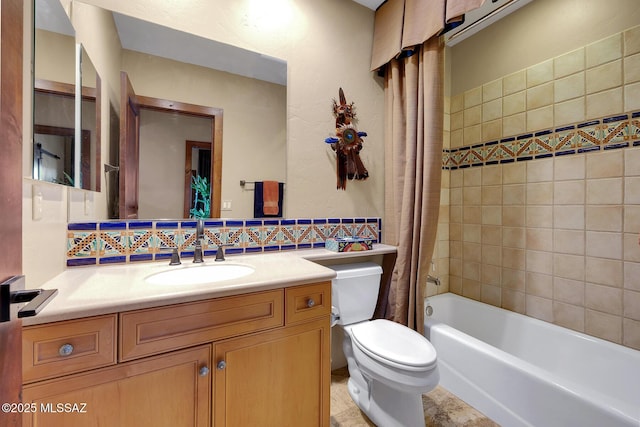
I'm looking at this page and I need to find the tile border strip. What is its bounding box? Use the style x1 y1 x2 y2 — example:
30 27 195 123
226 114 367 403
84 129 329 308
66 217 382 267
443 111 640 170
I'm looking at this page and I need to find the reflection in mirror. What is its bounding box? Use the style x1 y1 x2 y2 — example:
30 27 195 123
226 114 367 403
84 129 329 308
33 0 101 191
74 3 286 219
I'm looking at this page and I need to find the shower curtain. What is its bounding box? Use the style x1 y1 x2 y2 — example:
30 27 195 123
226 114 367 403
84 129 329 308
372 0 485 332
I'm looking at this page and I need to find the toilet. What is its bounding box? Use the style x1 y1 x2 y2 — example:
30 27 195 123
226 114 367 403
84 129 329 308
330 262 439 427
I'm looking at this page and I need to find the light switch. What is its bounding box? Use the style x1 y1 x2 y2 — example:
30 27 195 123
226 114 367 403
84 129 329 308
222 200 232 211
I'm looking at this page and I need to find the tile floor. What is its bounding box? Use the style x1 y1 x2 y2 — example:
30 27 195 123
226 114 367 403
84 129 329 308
330 368 499 427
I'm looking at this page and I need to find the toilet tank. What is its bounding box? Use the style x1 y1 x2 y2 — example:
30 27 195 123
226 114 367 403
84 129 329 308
329 262 383 325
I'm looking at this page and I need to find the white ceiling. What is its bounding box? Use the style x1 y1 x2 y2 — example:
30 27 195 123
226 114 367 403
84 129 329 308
351 0 385 10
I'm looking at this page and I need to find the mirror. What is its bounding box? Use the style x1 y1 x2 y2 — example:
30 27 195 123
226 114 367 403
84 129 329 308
74 2 287 219
33 0 101 191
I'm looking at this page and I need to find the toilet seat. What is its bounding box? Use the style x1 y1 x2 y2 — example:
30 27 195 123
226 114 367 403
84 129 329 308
350 319 437 372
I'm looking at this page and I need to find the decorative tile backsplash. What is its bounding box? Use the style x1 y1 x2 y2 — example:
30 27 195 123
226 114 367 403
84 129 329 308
442 111 639 169
67 217 382 266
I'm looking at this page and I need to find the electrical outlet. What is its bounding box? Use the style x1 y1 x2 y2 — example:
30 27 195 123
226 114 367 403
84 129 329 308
221 200 232 211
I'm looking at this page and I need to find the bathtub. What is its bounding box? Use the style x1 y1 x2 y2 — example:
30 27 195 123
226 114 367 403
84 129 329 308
423 293 640 427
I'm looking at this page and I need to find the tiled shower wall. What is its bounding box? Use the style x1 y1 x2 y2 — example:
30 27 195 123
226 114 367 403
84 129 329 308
437 25 640 350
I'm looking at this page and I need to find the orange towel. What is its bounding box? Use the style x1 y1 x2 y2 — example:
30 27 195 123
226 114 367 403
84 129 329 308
263 181 280 215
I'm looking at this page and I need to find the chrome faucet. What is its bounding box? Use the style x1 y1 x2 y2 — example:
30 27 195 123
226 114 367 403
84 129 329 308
193 220 205 263
427 274 441 287
214 243 234 262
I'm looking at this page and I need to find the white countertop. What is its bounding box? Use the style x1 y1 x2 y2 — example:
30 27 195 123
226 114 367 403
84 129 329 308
23 244 396 326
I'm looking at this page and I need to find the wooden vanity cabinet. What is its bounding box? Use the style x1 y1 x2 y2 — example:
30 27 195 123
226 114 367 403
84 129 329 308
21 281 331 427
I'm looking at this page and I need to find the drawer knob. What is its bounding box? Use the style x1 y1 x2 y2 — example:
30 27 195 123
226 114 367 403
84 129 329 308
58 343 74 357
199 366 210 377
217 360 226 370
307 298 315 308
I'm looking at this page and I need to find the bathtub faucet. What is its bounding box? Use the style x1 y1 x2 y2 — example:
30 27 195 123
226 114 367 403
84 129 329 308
427 275 441 287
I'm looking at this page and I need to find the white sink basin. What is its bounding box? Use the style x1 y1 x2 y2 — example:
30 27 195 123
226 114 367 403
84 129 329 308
145 263 254 286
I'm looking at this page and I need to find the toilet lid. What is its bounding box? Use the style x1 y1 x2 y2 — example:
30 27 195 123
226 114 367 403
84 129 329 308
350 319 436 369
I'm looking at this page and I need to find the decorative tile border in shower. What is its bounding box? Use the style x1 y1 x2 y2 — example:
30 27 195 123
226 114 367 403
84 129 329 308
442 111 640 169
66 217 382 267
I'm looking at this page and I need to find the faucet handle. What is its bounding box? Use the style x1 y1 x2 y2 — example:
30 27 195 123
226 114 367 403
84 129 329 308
169 247 182 265
214 243 235 262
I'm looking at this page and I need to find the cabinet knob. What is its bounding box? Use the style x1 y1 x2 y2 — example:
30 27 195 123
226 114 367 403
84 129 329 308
199 366 210 377
217 360 226 370
307 298 315 308
58 343 74 357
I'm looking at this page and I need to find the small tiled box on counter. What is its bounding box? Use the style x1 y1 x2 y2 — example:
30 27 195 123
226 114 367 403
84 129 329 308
325 237 374 252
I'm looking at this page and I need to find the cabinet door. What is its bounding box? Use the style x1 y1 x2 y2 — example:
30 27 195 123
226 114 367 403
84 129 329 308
22 345 211 427
214 318 330 427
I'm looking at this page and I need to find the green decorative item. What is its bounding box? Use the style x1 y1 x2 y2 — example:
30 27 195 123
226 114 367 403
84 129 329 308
190 175 211 219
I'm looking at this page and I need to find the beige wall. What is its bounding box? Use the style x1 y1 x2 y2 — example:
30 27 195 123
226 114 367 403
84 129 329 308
436 0 640 350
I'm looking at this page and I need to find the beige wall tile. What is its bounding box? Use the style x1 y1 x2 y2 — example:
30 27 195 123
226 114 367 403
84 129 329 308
586 150 623 178
503 206 526 227
464 105 482 127
526 294 554 322
554 253 585 281
587 87 623 119
553 301 585 332
586 33 622 68
554 97 586 127
503 91 526 116
554 72 585 103
624 289 640 320
464 86 483 109
586 257 623 288
450 240 463 259
503 267 525 290
586 231 623 259
482 245 502 267
463 124 482 146
586 177 623 204
438 222 450 241
462 278 481 300
624 25 640 56
451 110 464 130
443 129 451 149
554 229 585 255
502 288 525 314
463 186 482 205
555 154 585 180
526 158 553 182
625 177 640 204
625 262 640 291
625 205 640 233
483 119 502 141
451 169 463 188
503 70 527 96
503 112 526 137
483 79 503 102
624 233 640 262
527 206 554 228
625 147 640 176
503 162 526 184
450 128 464 148
441 188 450 205
527 106 554 133
482 206 502 225
503 249 525 270
450 187 463 206
554 180 585 205
586 205 623 232
586 60 623 94
503 184 526 205
554 205 585 230
451 93 464 113
624 53 640 84
503 227 526 248
554 48 585 79
526 227 553 251
585 283 623 315
585 310 622 343
527 82 554 110
482 185 502 205
527 59 554 88
527 182 554 205
526 250 553 275
554 277 585 305
623 318 640 350
481 284 501 306
463 224 482 243
526 272 553 299
483 98 502 122
482 165 502 185
463 242 482 263
449 275 462 295
463 206 482 224
450 222 462 242
463 167 482 187
482 225 502 246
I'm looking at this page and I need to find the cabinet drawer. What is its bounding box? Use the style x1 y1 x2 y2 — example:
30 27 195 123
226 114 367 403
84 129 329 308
285 282 331 324
23 314 117 383
120 289 283 361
